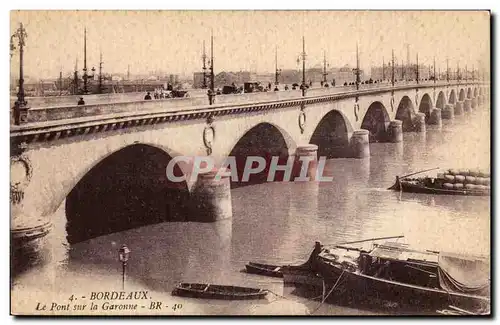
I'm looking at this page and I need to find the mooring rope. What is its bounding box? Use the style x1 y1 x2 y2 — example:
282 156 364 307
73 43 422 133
310 269 346 315
265 289 290 301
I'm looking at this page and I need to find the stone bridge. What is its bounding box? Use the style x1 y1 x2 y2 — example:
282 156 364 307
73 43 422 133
10 81 489 247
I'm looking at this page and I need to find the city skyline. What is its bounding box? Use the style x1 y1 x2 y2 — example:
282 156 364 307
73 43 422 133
10 11 490 80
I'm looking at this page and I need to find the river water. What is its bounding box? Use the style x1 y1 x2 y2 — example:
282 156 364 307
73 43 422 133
11 104 490 316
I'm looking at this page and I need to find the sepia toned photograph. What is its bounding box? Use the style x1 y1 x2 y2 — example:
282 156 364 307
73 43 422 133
9 10 490 316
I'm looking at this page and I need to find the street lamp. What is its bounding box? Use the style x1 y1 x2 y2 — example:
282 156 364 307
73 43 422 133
208 32 215 105
118 244 131 290
300 36 307 96
10 22 29 125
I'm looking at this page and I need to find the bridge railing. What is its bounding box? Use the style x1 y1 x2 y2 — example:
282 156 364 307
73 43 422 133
12 80 486 125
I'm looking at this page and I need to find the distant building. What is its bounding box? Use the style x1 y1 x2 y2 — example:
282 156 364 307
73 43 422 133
212 71 254 88
332 65 365 85
371 64 431 82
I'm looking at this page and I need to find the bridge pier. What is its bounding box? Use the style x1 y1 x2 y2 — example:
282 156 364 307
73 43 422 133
292 144 318 180
429 108 442 127
190 169 232 222
463 99 472 113
350 130 370 158
387 120 403 143
412 113 426 133
454 101 464 115
11 154 53 258
471 97 477 109
442 104 454 119
11 206 52 260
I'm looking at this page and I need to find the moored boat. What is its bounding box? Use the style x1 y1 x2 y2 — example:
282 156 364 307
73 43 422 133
245 262 283 277
306 240 490 310
389 168 490 196
171 283 268 300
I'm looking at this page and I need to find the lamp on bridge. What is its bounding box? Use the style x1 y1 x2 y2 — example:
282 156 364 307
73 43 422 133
118 244 131 290
10 22 29 125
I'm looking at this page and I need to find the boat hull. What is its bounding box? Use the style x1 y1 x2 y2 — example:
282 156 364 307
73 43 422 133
313 259 490 310
390 178 490 196
245 263 283 278
172 283 268 300
282 268 324 287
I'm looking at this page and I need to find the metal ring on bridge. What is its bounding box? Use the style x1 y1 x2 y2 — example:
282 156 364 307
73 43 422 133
10 154 32 195
298 111 306 134
203 126 215 155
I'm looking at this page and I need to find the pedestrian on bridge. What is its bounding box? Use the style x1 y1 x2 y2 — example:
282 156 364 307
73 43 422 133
144 92 152 100
77 97 85 105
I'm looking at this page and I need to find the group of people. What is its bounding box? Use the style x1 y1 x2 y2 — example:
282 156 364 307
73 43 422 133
144 88 172 100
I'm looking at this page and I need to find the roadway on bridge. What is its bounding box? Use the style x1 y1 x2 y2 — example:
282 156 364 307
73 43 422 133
12 81 447 110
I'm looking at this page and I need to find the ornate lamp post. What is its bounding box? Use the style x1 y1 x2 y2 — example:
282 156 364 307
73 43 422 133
433 56 436 84
321 50 328 86
391 49 395 87
202 40 208 89
382 56 385 81
208 32 215 105
416 53 419 85
275 47 282 86
118 244 131 290
446 57 449 84
353 43 361 90
300 36 307 96
10 22 29 125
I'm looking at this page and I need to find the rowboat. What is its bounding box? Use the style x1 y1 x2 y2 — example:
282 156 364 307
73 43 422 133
306 239 490 310
171 283 268 300
245 262 284 277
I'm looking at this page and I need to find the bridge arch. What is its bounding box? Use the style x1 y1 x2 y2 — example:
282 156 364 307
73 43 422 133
310 109 354 158
361 101 391 142
467 88 472 99
435 91 446 109
65 143 190 244
226 122 292 188
418 93 434 123
395 96 415 132
459 88 466 101
449 89 457 104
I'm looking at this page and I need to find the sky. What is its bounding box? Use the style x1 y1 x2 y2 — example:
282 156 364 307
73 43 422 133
10 10 490 80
